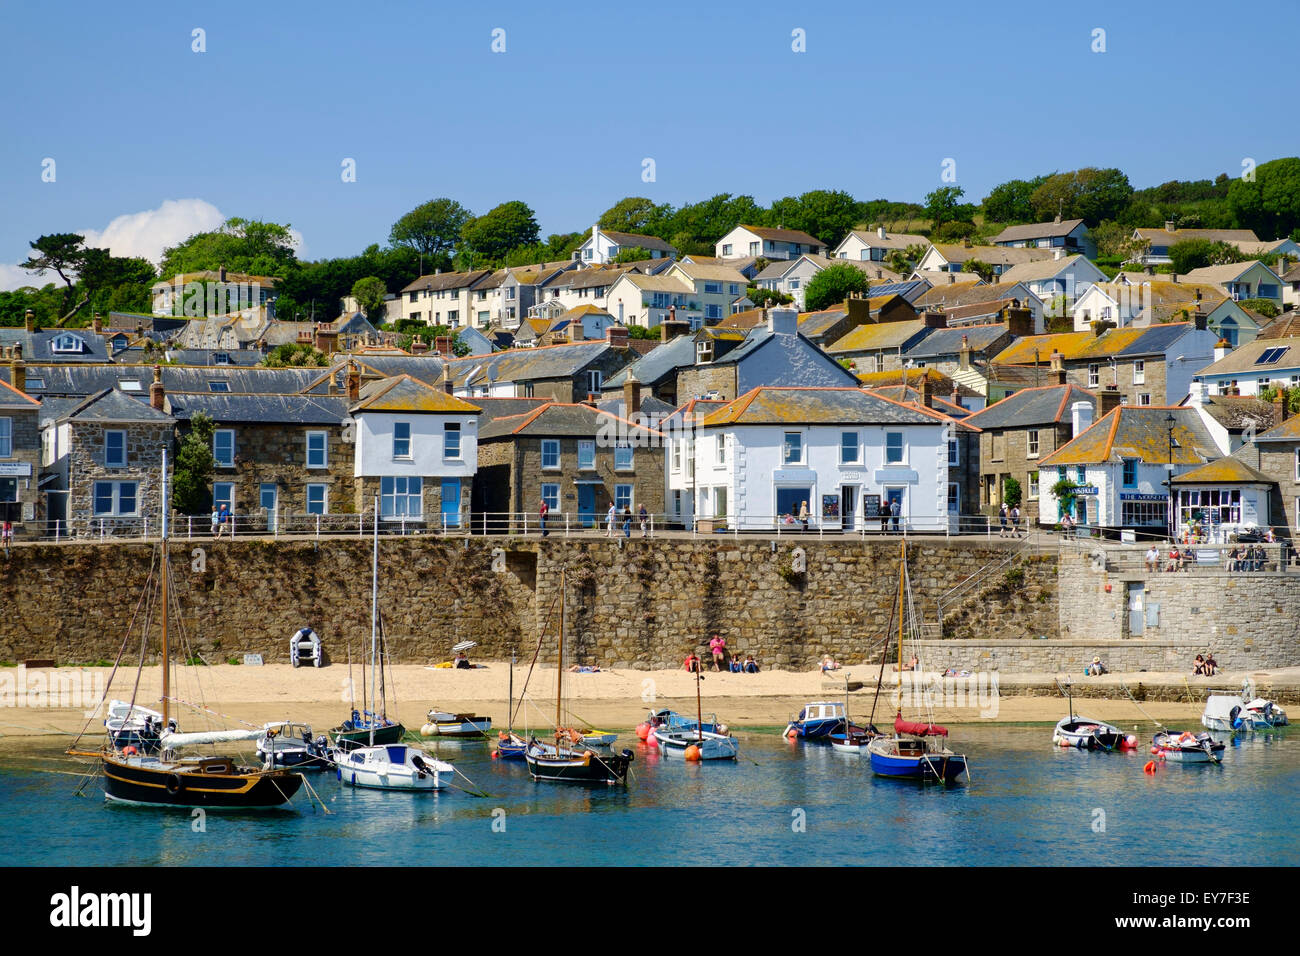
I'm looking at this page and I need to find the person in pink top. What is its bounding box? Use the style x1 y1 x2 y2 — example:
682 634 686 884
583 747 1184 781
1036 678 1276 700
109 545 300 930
709 633 726 671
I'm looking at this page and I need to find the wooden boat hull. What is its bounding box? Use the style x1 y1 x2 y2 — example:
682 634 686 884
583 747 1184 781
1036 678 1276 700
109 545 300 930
102 755 302 809
524 743 633 783
331 722 405 751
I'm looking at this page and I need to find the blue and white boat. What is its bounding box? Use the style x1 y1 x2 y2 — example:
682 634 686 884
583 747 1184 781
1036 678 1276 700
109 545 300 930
784 701 848 740
1202 683 1289 732
104 699 176 754
867 715 968 783
645 709 721 736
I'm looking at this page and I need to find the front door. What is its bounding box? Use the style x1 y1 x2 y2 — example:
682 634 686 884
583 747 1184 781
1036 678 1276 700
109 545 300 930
841 485 857 531
886 487 904 530
577 485 596 527
1128 583 1145 636
440 479 461 529
260 483 278 532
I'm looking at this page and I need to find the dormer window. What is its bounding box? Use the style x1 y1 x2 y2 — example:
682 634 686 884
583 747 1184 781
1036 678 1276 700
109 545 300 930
52 333 85 354
696 340 714 364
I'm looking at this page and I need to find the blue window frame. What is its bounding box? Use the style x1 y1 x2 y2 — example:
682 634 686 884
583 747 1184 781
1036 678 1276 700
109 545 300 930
1122 459 1137 487
306 484 327 515
213 429 234 468
306 431 327 468
578 440 595 470
540 483 560 512
614 443 633 471
886 432 905 464
444 423 461 460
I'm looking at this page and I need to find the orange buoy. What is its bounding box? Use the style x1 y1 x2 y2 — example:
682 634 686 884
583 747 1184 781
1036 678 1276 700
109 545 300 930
491 750 499 760
684 744 701 761
1143 760 1156 774
635 722 650 741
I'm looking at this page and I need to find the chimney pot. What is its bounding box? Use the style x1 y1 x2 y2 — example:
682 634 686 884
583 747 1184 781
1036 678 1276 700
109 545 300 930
10 344 25 394
345 361 361 402
24 309 35 332
150 364 165 411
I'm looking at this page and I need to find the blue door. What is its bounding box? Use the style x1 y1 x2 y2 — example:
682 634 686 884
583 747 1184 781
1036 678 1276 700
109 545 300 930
440 479 461 528
577 485 595 527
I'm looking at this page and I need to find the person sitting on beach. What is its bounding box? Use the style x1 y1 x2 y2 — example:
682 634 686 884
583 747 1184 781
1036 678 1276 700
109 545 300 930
820 655 840 673
900 654 919 672
1085 656 1107 676
568 664 600 673
1193 654 1207 676
683 651 702 673
729 655 743 673
743 655 759 673
454 651 471 670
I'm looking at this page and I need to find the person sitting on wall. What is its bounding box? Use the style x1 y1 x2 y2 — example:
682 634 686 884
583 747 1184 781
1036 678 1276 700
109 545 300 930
1085 656 1108 676
900 654 919 672
1193 654 1207 676
683 651 702 673
1204 651 1218 675
743 655 759 673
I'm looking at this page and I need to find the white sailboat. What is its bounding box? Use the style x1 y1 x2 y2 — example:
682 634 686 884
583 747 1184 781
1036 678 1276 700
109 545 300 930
333 743 455 790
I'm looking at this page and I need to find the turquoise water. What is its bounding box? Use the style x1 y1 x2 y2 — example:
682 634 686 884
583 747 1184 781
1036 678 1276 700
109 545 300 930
3 725 1296 866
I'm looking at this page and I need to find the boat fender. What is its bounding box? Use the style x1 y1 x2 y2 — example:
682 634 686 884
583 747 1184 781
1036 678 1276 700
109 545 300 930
635 722 650 741
1123 735 1138 749
717 723 728 735
491 750 499 760
1143 760 1156 774
420 723 436 737
165 774 184 795
644 734 657 749
684 744 701 761
784 725 798 739
123 746 138 756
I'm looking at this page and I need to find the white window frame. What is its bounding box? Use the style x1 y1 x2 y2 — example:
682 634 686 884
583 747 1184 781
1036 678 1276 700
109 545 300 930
306 430 328 469
671 440 681 474
841 431 860 465
783 431 803 465
1028 473 1040 500
577 440 596 471
541 483 560 513
105 429 127 468
947 438 959 466
213 429 235 469
715 435 726 467
1027 429 1040 459
541 439 560 470
443 422 462 461
614 484 633 512
93 480 138 516
1133 360 1145 385
615 442 634 472
1088 364 1100 388
392 422 412 460
885 431 905 465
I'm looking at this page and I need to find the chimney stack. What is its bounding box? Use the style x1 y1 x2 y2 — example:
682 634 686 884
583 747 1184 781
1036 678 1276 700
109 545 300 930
917 374 932 408
605 325 629 349
921 310 947 329
92 313 103 334
410 334 429 355
958 334 971 370
150 364 165 411
441 361 455 396
947 273 956 284
434 335 453 357
1050 349 1067 386
345 360 361 402
766 307 798 336
1213 338 1232 362
314 322 338 354
24 309 35 332
10 344 25 394
876 226 887 239
1004 301 1034 338
1098 385 1122 420
1071 400 1094 438
1193 310 1208 331
623 370 641 417
1164 220 1177 234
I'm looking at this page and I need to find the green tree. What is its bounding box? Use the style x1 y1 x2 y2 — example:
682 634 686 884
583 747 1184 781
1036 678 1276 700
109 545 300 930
767 189 863 248
1239 298 1280 319
747 287 795 307
598 197 673 235
804 263 870 311
1050 479 1079 517
1002 477 1023 508
459 200 541 264
611 246 652 263
262 343 329 367
963 259 995 283
159 217 298 278
21 233 89 323
980 176 1047 224
1167 239 1244 275
350 276 388 321
173 413 216 514
923 186 974 229
1029 168 1133 226
1227 158 1300 238
388 198 472 259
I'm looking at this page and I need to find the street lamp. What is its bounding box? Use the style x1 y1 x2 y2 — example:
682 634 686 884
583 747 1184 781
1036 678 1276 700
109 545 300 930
1165 413 1177 541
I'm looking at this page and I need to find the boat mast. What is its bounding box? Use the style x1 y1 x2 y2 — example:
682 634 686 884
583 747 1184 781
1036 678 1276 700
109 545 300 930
696 663 703 743
370 494 379 745
556 569 565 739
507 647 515 736
896 539 905 712
161 448 169 728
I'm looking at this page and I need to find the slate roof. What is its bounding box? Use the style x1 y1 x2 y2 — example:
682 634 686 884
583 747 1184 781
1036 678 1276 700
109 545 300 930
991 219 1086 243
699 386 954 428
165 349 265 367
866 385 970 418
826 318 928 353
1253 415 1300 443
59 388 174 424
926 244 1056 267
603 334 696 388
0 377 40 408
1169 456 1272 485
1185 395 1278 433
1193 336 1300 376
400 269 494 294
901 323 1009 359
840 229 929 250
0 364 327 398
477 402 662 441
962 384 1096 430
734 225 822 246
445 342 620 388
462 397 553 423
1038 406 1221 466
165 392 351 424
0 328 113 363
1183 262 1277 285
600 230 677 253
862 279 931 303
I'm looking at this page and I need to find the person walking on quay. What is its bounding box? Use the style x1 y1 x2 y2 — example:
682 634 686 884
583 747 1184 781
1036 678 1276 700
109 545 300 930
998 503 1008 538
211 505 220 538
218 503 231 539
890 497 900 533
605 502 616 538
1011 505 1022 539
799 500 809 533
879 501 889 533
539 497 549 538
638 503 648 538
622 505 632 538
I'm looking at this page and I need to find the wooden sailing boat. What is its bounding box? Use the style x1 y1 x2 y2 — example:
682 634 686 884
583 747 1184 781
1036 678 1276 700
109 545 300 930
866 540 968 784
524 569 633 783
70 451 303 809
331 498 404 751
652 659 738 760
495 649 527 760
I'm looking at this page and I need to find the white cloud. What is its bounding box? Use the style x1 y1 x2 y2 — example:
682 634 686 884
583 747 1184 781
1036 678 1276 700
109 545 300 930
0 263 46 292
79 198 227 265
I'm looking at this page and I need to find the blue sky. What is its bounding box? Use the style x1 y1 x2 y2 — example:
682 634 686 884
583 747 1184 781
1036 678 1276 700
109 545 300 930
1 0 1296 285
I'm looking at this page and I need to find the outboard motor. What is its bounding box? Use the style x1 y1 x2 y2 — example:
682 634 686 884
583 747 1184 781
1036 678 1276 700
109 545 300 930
411 754 430 779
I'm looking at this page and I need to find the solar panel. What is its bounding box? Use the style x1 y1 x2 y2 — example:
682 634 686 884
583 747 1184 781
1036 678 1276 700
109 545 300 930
1255 347 1289 365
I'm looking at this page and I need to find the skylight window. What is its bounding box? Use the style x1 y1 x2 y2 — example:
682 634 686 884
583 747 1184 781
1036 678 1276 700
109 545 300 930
208 381 231 393
118 380 142 392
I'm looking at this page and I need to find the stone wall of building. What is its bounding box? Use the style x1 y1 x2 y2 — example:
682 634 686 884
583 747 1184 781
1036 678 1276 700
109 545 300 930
210 422 355 518
2 536 1295 674
67 421 170 532
1056 544 1300 670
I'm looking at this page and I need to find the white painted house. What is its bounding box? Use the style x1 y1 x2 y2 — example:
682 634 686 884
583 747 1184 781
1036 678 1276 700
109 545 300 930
832 227 928 263
692 386 957 532
993 253 1107 316
350 374 482 527
574 225 676 265
715 225 824 261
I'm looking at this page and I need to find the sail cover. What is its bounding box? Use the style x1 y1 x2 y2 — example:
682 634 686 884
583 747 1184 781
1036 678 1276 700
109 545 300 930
894 715 948 737
159 729 264 749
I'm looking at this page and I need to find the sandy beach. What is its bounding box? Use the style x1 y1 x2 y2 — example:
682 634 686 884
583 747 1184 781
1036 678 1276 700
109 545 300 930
5 661 1294 741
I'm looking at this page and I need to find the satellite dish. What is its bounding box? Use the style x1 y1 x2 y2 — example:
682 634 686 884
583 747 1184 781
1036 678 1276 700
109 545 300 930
486 364 499 383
